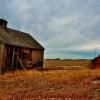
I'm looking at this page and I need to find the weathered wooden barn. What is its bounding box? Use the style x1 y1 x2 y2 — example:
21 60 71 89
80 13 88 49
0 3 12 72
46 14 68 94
0 19 44 74
91 55 100 69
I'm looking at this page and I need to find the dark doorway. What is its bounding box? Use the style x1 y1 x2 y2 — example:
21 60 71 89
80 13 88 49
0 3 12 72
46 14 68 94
4 45 32 72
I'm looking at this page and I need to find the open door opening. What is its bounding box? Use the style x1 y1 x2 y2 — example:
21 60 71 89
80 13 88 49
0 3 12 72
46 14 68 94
4 45 32 72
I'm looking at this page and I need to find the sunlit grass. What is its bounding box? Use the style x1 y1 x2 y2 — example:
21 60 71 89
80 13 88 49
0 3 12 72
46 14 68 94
0 68 100 99
1 68 100 82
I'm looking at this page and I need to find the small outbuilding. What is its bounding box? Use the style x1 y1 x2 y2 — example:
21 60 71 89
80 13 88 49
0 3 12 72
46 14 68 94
0 18 44 74
91 55 100 69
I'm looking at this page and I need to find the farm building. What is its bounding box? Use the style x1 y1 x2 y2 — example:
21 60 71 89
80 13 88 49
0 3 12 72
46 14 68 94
0 18 44 74
91 55 100 69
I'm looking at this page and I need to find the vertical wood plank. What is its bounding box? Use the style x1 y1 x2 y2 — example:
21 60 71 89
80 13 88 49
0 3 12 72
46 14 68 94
11 46 15 71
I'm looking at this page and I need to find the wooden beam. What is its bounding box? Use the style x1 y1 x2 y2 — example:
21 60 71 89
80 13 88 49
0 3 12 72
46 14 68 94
3 46 6 67
11 46 15 71
2 45 7 74
7 45 10 68
17 54 26 70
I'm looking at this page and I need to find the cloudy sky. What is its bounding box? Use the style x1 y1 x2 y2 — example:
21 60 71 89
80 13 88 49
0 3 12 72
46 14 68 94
0 0 100 59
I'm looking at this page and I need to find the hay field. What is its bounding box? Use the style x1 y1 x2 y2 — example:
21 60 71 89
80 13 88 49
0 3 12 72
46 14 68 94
0 60 100 100
44 59 91 69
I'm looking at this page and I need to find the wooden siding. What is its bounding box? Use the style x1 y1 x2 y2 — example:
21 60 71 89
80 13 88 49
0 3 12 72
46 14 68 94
0 44 44 74
91 56 100 69
0 43 4 73
32 50 44 67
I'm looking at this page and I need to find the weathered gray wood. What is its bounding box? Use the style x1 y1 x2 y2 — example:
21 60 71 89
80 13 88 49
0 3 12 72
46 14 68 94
0 43 5 74
17 54 26 70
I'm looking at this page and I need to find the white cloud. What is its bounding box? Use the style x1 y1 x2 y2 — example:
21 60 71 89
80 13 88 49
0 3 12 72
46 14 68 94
81 42 100 51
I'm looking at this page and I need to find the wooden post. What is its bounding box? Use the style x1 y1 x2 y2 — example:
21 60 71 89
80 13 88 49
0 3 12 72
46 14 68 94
1 45 7 74
11 46 15 71
3 46 6 67
17 54 26 70
7 45 10 70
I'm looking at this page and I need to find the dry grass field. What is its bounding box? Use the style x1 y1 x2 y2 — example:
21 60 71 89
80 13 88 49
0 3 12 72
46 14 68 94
0 60 100 100
44 59 91 69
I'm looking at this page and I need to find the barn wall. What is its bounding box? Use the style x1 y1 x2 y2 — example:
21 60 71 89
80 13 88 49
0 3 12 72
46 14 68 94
0 43 4 73
92 57 100 69
32 49 44 67
22 48 30 53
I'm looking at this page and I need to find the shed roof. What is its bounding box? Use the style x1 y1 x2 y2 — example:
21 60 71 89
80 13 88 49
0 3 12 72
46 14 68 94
0 27 44 50
91 55 100 62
